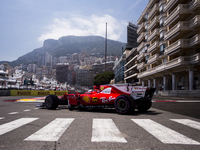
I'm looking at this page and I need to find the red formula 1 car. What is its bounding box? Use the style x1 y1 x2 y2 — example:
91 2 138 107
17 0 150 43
38 84 155 114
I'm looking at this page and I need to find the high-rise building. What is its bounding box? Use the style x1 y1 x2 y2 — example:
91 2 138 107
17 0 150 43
56 63 68 83
136 0 200 96
126 22 139 49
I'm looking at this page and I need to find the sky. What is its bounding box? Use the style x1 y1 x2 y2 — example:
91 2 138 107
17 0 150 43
0 0 149 61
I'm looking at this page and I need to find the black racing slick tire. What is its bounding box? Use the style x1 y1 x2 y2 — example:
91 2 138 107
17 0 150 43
45 95 59 109
114 95 135 114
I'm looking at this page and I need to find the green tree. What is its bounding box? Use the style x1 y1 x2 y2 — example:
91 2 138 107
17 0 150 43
93 71 114 85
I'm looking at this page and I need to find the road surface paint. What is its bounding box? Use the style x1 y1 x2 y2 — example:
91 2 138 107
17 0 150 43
24 118 74 141
8 112 19 115
131 119 200 145
171 119 200 130
91 118 127 143
23 109 31 112
0 118 38 135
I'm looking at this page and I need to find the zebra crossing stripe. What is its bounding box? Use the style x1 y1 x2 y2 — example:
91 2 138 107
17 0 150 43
0 117 4 120
91 119 127 143
170 119 200 130
0 118 39 136
8 112 19 115
131 119 200 145
24 118 74 141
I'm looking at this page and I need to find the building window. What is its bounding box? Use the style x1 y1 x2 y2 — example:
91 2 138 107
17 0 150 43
159 17 164 27
145 55 149 64
160 31 164 41
160 44 165 55
159 4 164 14
145 23 148 31
145 13 148 21
145 34 148 42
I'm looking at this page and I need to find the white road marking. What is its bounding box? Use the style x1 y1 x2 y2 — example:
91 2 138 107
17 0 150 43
171 119 200 130
0 118 39 135
23 109 31 112
34 108 38 109
91 119 127 143
131 119 200 145
0 117 4 120
24 118 74 141
8 112 19 115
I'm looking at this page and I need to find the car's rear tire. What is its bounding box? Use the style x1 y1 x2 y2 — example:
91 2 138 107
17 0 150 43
45 95 59 109
114 95 135 114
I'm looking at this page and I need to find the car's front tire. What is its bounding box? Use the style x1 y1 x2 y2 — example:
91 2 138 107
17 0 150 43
45 95 59 109
114 95 135 114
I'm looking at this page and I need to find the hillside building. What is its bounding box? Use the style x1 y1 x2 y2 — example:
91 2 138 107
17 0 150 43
136 0 200 96
56 63 68 83
76 70 94 86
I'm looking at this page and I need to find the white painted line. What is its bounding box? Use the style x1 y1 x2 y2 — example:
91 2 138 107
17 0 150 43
23 109 31 112
0 118 39 135
131 119 200 145
177 101 200 103
34 108 39 109
0 117 4 120
24 118 74 141
8 112 19 115
171 119 200 130
91 119 127 143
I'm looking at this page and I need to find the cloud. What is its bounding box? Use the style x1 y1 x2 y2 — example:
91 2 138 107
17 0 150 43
38 14 126 42
127 0 143 12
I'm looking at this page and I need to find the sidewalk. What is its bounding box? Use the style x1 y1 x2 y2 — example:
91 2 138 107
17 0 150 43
153 95 200 101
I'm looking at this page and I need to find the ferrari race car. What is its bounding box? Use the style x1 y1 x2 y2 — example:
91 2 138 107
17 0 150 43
38 84 155 114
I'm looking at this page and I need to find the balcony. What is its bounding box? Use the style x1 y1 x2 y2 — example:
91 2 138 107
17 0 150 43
137 52 145 61
190 53 200 64
164 0 181 12
147 54 159 65
165 39 189 55
189 34 200 47
125 55 138 67
148 3 159 20
165 21 190 40
137 62 145 70
137 56 189 78
137 32 145 43
148 16 159 31
148 41 159 53
137 42 145 52
189 0 200 12
147 28 159 42
147 0 157 9
137 22 144 34
124 73 137 80
164 4 189 26
124 64 137 73
189 15 200 29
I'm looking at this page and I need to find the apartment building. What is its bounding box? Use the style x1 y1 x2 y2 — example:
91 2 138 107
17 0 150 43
136 0 200 96
113 55 126 84
124 48 139 83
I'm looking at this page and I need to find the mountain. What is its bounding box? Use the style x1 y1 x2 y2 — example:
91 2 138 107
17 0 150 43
2 36 126 67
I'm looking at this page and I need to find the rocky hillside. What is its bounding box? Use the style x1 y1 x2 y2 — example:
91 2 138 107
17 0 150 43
3 36 126 67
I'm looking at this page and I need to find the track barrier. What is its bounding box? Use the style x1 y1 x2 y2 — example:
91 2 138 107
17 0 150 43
10 90 68 96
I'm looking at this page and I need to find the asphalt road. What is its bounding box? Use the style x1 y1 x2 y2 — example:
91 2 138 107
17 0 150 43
0 96 200 150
